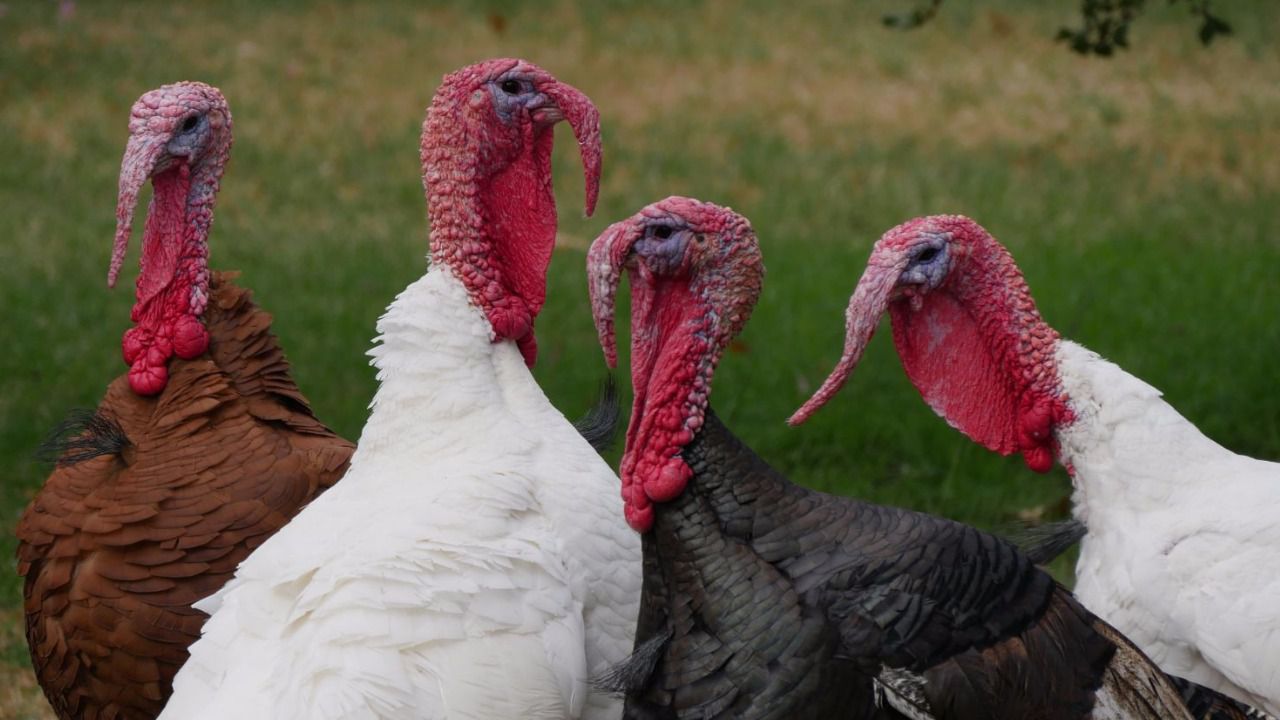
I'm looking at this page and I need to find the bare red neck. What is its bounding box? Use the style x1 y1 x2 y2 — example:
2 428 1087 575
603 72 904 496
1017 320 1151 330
620 277 716 531
424 116 558 368
890 236 1071 472
121 162 216 395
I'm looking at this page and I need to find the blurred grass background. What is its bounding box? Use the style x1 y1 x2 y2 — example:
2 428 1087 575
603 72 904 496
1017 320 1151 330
2 0 1279 716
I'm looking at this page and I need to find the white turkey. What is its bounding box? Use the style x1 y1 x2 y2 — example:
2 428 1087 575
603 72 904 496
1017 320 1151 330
790 213 1280 715
158 58 640 720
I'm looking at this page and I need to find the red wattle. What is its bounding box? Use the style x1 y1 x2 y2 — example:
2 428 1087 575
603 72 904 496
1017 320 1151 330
173 315 210 359
129 359 168 396
122 327 148 365
1022 446 1054 474
624 496 654 533
645 459 692 503
1016 394 1062 473
515 333 538 369
619 279 711 533
487 301 534 349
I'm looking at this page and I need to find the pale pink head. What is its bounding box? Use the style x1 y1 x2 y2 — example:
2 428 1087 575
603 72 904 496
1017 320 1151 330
790 215 1071 473
421 58 601 367
110 81 233 395
588 197 763 532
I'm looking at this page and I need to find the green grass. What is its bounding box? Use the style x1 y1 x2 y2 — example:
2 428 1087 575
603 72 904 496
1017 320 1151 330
3 1 1280 715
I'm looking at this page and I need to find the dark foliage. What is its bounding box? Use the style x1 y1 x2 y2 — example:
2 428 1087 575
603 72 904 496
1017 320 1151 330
1056 0 1232 56
884 0 1232 55
882 0 944 29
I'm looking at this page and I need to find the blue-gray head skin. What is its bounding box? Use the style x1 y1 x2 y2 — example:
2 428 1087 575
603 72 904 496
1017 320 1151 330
897 230 951 296
587 196 764 532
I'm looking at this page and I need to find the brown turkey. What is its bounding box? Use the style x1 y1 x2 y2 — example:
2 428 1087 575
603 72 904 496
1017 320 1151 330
584 196 1244 720
16 82 355 720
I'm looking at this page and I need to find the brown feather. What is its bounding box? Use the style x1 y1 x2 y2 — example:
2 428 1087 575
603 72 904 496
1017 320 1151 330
17 272 354 720
1091 620 1197 719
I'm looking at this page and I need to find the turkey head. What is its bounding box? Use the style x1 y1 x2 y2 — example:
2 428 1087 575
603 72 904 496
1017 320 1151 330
588 197 763 531
109 82 232 397
422 57 601 367
790 214 1072 473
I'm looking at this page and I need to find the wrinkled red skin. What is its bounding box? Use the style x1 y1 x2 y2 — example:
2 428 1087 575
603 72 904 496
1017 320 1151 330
587 198 762 532
421 58 601 367
480 120 555 365
111 82 230 396
619 278 708 531
793 215 1071 473
886 217 1071 473
121 163 212 394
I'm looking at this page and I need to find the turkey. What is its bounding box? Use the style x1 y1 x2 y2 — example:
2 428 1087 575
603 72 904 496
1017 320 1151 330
585 195 1214 720
16 82 355 720
789 213 1280 715
158 58 641 720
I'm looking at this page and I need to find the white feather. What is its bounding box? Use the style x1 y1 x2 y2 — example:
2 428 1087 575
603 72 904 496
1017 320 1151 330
161 268 641 720
1055 340 1280 714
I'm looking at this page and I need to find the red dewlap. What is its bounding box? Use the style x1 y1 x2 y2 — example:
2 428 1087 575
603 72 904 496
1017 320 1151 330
890 221 1072 473
123 164 211 396
620 279 709 532
478 120 557 367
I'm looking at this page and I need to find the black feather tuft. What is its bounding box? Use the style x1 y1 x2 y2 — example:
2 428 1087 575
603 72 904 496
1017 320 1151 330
1006 518 1087 565
35 409 130 466
591 626 672 696
573 375 622 455
1168 673 1276 719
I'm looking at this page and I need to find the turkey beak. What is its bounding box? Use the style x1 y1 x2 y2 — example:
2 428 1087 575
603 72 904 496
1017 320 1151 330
788 246 913 425
109 131 169 288
539 79 601 217
587 219 642 369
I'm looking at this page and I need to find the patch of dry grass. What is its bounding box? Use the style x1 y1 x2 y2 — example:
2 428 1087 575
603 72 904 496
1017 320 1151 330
5 1 1280 204
0 667 51 720
0 609 52 720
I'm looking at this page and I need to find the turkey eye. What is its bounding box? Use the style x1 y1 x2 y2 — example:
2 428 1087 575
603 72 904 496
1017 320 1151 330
916 247 939 263
500 79 522 95
181 115 199 132
654 225 673 239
